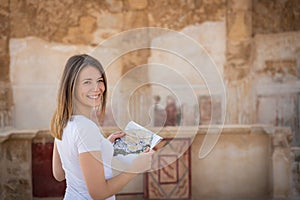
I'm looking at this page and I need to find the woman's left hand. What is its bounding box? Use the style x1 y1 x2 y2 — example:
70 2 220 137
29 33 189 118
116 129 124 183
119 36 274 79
107 131 125 143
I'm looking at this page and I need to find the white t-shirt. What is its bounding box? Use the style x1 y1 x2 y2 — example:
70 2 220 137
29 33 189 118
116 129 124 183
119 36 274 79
55 115 115 200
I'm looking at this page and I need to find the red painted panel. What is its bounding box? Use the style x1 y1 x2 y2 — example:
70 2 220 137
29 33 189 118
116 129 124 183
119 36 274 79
32 142 66 197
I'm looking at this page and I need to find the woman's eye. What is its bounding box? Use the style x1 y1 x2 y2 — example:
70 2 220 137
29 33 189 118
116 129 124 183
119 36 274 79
83 81 91 85
97 79 104 83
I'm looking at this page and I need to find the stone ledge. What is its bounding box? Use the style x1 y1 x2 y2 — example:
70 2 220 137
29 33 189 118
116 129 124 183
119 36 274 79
0 125 284 144
0 129 39 143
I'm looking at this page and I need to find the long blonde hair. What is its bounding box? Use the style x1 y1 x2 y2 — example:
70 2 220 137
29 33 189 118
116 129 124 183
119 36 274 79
50 54 107 140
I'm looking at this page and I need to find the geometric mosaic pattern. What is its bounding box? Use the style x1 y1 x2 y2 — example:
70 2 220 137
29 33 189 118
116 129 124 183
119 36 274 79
144 138 191 199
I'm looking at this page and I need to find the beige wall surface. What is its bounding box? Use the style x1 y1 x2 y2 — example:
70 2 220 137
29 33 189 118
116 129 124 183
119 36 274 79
192 131 271 199
9 37 91 129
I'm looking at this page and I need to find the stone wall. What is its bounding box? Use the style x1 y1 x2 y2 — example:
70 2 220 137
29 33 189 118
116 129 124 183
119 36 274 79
8 0 226 44
253 0 300 34
223 0 300 148
253 31 300 145
0 126 295 199
5 0 227 129
0 130 36 200
0 0 300 130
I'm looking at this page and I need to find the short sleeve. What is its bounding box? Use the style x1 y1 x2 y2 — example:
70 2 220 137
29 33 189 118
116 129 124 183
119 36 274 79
73 117 104 154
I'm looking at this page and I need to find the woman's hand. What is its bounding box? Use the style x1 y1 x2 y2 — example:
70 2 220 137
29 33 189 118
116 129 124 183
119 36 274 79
107 131 125 143
128 150 155 173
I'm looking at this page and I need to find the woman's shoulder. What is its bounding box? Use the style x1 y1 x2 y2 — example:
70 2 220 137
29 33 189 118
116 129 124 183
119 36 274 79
71 115 100 132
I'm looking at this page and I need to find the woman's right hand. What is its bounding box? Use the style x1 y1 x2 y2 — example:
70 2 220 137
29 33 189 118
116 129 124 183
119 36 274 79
128 150 155 173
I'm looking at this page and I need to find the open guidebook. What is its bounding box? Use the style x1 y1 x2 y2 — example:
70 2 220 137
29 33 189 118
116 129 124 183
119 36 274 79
113 121 163 156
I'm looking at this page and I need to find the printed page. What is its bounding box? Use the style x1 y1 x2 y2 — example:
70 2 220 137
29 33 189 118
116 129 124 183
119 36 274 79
113 121 163 156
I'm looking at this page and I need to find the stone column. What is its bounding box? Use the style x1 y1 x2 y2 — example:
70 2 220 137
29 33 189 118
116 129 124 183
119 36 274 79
0 0 13 129
272 128 293 199
116 0 152 126
290 147 300 198
225 0 253 124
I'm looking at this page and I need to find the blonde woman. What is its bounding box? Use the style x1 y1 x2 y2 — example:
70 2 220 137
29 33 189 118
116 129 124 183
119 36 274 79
51 54 153 200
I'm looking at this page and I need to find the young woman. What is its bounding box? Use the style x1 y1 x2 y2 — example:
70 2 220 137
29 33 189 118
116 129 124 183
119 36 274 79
51 54 153 200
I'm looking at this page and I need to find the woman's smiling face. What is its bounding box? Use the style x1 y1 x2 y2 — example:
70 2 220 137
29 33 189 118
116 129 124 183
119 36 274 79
74 65 105 114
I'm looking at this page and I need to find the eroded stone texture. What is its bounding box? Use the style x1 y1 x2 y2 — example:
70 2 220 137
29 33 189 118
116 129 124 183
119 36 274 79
262 59 298 82
0 140 5 199
253 0 300 34
291 147 300 197
0 12 9 82
127 0 148 10
253 32 300 84
9 0 108 45
272 128 293 199
62 15 97 44
225 0 252 81
225 0 253 124
0 82 13 128
148 0 226 30
0 0 13 130
1 139 32 200
253 32 300 145
0 0 10 80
